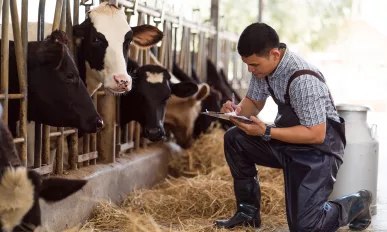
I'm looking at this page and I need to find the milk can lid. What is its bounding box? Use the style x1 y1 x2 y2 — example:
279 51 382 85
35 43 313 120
336 104 371 112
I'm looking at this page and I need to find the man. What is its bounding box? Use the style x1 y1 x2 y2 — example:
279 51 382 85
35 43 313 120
216 22 372 232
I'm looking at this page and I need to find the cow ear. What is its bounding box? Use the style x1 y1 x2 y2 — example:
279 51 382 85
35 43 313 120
195 83 210 101
39 178 87 202
36 40 64 67
170 82 198 98
131 25 163 48
73 20 90 46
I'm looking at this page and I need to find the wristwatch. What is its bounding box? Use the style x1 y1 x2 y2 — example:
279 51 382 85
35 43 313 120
261 125 272 141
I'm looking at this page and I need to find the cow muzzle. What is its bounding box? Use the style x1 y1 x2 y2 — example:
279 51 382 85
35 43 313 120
144 127 165 142
112 74 132 92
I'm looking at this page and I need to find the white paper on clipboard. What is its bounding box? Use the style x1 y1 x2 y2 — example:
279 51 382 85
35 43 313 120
200 110 254 124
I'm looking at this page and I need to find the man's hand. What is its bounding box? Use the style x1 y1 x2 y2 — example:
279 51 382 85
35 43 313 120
230 115 266 136
221 100 241 115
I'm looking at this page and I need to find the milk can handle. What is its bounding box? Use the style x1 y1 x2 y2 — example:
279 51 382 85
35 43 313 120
370 124 377 139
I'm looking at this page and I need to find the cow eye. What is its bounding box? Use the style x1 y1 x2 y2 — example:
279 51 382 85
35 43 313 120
92 37 100 44
66 73 75 81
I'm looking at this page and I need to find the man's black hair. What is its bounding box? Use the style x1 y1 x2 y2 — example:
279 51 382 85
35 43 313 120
237 22 280 57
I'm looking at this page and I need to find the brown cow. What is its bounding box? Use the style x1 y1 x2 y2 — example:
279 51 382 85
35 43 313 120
164 83 210 148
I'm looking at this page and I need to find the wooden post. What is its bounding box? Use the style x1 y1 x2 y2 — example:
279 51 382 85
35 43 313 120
10 0 28 165
97 94 116 163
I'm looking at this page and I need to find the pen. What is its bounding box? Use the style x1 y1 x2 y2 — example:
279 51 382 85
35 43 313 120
232 93 236 110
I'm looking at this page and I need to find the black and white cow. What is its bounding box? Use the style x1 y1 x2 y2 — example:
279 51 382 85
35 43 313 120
119 59 198 141
4 30 103 138
73 2 163 96
0 104 87 232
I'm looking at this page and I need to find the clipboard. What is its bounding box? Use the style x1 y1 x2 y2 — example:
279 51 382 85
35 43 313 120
200 110 254 124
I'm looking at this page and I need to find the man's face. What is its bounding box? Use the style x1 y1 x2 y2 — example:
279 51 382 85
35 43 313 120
241 48 281 79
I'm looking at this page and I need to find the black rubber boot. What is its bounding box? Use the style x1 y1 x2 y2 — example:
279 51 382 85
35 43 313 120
215 177 261 229
333 189 373 231
348 190 373 231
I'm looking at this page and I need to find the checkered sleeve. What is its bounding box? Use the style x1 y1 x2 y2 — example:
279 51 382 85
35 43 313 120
246 75 270 101
289 75 327 127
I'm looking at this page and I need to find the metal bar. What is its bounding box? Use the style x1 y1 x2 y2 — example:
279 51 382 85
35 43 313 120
74 0 79 25
37 0 46 41
78 151 98 163
119 141 134 153
91 95 97 165
49 129 77 137
0 93 24 99
10 0 28 165
157 21 167 64
53 0 63 31
168 23 173 71
34 0 46 170
134 122 140 151
69 131 78 170
66 0 74 54
0 0 3 20
42 125 50 166
0 0 9 125
33 164 53 175
83 135 90 166
56 127 64 174
60 0 67 31
21 0 28 63
13 138 25 144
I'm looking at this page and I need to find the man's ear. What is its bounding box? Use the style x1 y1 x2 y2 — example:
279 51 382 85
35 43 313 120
39 178 87 203
170 82 198 98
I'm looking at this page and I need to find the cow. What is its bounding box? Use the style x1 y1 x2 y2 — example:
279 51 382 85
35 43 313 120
72 2 163 96
206 58 242 104
120 59 198 142
172 63 233 138
164 83 210 148
0 103 87 232
4 30 103 139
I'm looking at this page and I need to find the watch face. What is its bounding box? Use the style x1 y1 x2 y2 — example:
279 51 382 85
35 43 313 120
262 135 271 141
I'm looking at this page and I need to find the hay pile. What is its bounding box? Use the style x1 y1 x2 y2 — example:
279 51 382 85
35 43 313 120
81 122 287 232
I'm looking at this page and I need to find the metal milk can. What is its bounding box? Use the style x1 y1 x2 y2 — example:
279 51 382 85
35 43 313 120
330 104 379 215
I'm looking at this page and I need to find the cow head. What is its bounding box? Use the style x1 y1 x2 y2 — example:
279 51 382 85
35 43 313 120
73 2 163 96
0 104 87 232
164 83 210 148
120 62 198 142
28 30 103 133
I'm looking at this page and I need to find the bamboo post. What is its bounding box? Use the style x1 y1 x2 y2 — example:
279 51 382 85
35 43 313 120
1 0 9 124
10 0 28 165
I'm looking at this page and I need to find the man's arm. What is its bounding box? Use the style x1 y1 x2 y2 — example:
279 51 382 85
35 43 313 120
237 97 266 117
271 76 328 144
270 123 326 144
231 76 328 144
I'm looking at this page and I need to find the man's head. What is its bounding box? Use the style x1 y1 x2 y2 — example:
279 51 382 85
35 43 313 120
237 23 282 78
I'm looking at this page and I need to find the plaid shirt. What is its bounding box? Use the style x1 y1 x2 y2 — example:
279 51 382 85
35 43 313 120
246 43 340 127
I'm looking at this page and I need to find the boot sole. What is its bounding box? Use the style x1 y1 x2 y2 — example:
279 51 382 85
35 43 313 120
349 220 371 231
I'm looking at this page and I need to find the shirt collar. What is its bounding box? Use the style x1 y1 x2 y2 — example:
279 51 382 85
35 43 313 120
268 43 290 78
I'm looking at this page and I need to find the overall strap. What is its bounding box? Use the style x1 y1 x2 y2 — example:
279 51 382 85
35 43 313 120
264 76 281 105
285 70 336 110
